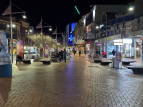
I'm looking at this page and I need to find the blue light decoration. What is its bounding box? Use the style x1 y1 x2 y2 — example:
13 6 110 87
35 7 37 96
71 23 76 31
69 33 73 42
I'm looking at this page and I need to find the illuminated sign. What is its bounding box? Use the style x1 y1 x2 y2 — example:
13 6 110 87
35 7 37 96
100 24 104 28
75 6 80 14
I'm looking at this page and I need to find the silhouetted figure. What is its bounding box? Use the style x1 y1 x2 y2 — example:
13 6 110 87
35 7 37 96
112 49 116 56
79 50 81 57
63 49 66 62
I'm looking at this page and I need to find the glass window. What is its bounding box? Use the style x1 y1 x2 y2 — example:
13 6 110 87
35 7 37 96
2 23 6 29
6 24 10 31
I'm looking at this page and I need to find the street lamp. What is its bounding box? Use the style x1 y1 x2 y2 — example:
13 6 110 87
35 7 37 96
36 17 52 58
101 12 108 59
49 27 52 31
23 14 26 19
2 0 26 63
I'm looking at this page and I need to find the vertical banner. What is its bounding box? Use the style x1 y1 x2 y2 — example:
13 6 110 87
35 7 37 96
44 44 48 58
16 41 24 59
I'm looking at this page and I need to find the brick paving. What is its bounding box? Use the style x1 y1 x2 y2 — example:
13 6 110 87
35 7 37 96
0 55 143 107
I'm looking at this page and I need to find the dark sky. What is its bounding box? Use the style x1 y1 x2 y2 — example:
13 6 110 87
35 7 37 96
1 0 133 33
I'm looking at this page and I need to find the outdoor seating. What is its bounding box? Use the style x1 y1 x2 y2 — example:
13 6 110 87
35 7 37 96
40 60 51 64
94 59 102 63
122 60 136 65
50 58 58 62
101 60 112 65
126 66 143 74
22 59 31 64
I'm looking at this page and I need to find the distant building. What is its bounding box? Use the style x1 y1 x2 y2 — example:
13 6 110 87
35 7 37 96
0 16 34 55
65 23 76 46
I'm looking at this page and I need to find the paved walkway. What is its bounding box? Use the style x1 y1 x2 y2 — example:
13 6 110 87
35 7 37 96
1 55 143 107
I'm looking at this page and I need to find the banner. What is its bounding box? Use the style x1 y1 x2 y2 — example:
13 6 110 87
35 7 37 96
44 44 48 58
16 41 24 59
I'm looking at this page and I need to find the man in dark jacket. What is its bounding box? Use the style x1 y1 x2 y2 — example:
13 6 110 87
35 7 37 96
63 49 66 62
79 50 81 57
112 49 116 56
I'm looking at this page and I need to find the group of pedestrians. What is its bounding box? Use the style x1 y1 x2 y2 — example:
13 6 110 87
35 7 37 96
73 50 82 57
58 49 67 62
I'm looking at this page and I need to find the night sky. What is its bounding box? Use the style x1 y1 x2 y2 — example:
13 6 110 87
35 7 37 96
1 0 133 33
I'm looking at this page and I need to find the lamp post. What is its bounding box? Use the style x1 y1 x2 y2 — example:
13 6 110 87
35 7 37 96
101 12 108 59
2 0 26 63
25 29 32 54
52 27 63 53
36 17 52 58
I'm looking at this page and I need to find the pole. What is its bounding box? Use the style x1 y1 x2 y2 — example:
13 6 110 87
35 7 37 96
41 17 44 58
10 1 13 63
28 31 29 46
106 14 108 59
56 26 57 42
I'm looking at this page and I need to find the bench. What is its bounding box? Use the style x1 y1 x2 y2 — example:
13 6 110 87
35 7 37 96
50 58 58 62
22 59 31 64
101 61 112 65
94 59 101 63
126 66 143 74
122 61 136 65
40 60 51 65
33 58 41 62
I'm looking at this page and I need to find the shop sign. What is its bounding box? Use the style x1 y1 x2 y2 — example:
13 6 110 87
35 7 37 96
96 44 101 46
95 40 98 43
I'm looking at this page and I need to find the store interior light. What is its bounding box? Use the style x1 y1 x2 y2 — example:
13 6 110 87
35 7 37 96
114 43 124 45
123 39 132 43
113 39 122 43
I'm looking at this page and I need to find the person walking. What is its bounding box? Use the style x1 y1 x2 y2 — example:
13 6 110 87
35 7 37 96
18 55 22 64
96 49 100 55
74 50 76 55
79 50 81 57
63 49 66 62
84 50 86 55
112 49 116 56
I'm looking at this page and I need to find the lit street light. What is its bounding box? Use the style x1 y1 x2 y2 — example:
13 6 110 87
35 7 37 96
23 14 26 19
49 27 52 31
